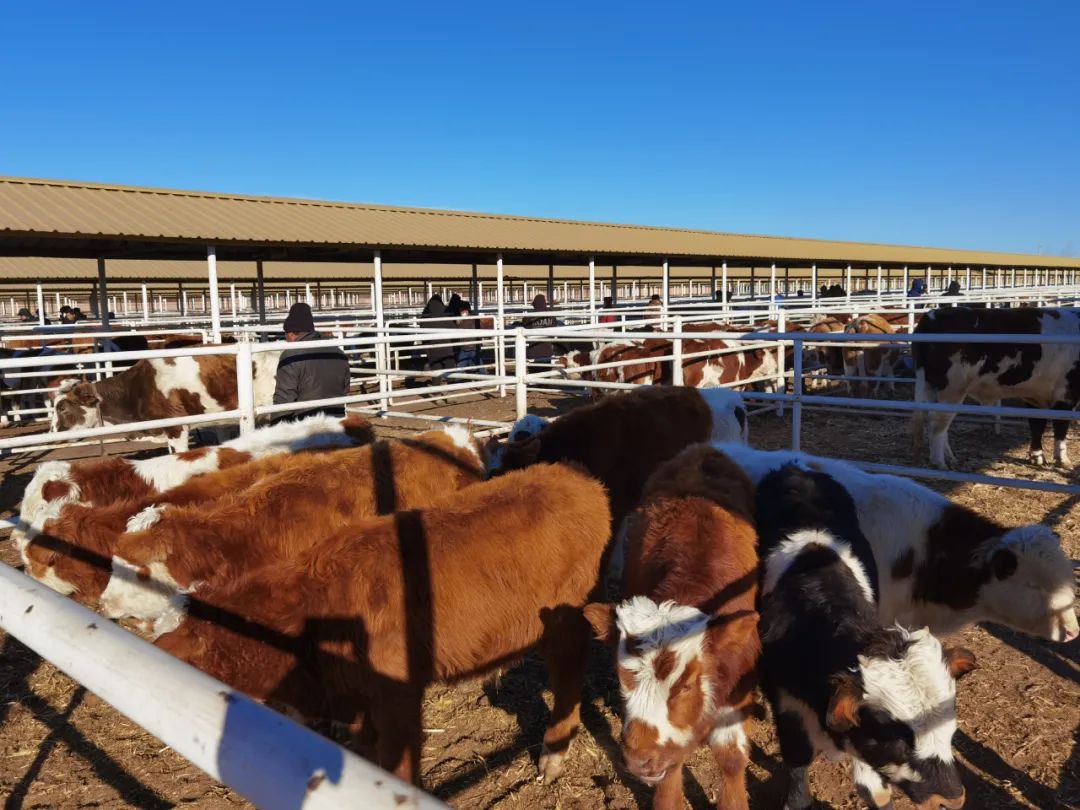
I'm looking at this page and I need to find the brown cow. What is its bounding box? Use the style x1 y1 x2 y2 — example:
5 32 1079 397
842 313 902 397
19 414 375 602
586 445 759 810
98 426 487 635
155 463 611 785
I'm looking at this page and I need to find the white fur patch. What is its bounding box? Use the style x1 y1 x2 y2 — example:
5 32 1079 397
441 423 480 463
763 528 875 605
37 565 78 596
99 556 189 628
508 413 548 442
698 387 748 445
615 596 712 747
707 706 748 753
859 627 957 763
126 505 165 532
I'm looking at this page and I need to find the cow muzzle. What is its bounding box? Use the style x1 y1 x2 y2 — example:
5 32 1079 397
915 790 965 810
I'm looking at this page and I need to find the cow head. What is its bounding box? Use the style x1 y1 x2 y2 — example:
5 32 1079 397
484 414 549 473
51 380 103 432
826 627 975 810
585 597 750 786
976 525 1078 642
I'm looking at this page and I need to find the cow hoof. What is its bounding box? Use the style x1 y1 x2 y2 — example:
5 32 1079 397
1055 458 1073 470
536 746 567 783
1030 451 1047 467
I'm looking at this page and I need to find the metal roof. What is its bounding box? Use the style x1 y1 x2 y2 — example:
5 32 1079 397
1 176 1077 270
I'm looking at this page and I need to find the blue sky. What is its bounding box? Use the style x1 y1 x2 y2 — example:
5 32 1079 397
2 2 1077 255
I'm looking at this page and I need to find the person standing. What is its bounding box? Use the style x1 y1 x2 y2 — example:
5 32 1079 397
522 294 558 368
420 295 456 374
273 303 351 420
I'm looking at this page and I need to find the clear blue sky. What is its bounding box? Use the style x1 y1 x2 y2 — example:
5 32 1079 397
3 2 1077 255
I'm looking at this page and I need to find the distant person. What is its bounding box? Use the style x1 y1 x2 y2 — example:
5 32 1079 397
16 307 33 323
420 295 455 374
273 303 351 420
522 294 558 368
446 293 465 316
598 296 617 325
454 301 481 370
945 280 962 296
907 278 927 298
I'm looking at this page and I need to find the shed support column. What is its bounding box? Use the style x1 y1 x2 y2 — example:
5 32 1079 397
547 263 554 302
230 284 238 323
811 264 817 303
256 261 267 329
373 251 387 398
966 266 972 291
206 246 221 344
845 265 852 302
770 263 777 306
588 258 597 323
710 265 717 299
876 265 883 299
97 258 110 330
35 283 45 326
925 265 931 292
721 262 729 307
496 254 506 395
662 259 670 314
611 265 618 307
141 284 150 324
471 263 479 309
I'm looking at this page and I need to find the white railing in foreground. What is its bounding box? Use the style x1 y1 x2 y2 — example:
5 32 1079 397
0 562 446 809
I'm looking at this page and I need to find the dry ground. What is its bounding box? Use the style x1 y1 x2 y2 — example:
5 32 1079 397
0 391 1076 809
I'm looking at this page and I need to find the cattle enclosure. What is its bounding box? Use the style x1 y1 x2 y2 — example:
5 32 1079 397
1 177 1078 809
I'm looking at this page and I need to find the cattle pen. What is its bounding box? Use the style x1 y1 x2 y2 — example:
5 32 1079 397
1 177 1078 809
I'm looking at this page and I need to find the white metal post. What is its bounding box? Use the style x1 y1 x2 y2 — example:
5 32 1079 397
305 283 313 305
792 337 803 452
770 263 777 310
97 258 110 330
588 258 597 324
845 265 852 302
721 262 729 308
207 246 222 343
230 284 238 323
514 327 527 420
54 291 61 314
965 266 972 291
775 310 787 416
810 264 817 303
1010 267 1016 288
373 251 388 398
983 267 988 289
875 265 883 300
235 341 256 435
672 315 684 386
903 265 910 295
35 282 45 326
925 265 931 292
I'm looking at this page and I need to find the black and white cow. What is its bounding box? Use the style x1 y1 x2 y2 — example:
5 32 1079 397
715 443 1078 643
912 306 1080 469
756 463 974 810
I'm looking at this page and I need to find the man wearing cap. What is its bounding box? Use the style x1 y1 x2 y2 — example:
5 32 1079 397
273 303 351 420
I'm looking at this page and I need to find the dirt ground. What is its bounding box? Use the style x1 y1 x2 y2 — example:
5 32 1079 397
0 391 1077 809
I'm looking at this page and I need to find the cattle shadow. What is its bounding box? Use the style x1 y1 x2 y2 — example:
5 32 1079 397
956 730 1072 809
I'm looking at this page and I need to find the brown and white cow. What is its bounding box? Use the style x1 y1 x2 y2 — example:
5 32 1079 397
50 351 282 452
716 442 1078 643
912 306 1080 469
488 385 748 529
155 462 611 785
97 426 487 635
17 414 375 601
585 445 760 810
842 313 903 397
557 339 669 389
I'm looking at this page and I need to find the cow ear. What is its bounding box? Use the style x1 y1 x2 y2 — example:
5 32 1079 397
990 547 1018 580
943 646 978 679
826 676 863 732
583 603 617 645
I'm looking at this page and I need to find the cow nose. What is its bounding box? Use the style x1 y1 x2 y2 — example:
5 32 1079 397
917 789 965 810
623 753 667 782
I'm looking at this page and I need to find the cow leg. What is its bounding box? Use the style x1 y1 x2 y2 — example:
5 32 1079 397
853 759 894 809
774 710 815 810
651 761 685 810
167 428 190 454
1029 418 1048 466
536 606 590 783
928 408 959 469
710 724 750 810
1053 417 1071 468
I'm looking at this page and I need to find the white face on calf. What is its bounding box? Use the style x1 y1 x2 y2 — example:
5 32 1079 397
978 525 1078 642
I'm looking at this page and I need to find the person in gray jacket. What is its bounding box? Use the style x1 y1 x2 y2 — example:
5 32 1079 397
273 303 351 420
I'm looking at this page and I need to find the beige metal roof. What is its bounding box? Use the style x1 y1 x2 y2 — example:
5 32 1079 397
1 176 1077 271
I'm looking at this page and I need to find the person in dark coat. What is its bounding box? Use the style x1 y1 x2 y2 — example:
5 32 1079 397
522 294 558 368
446 293 465 317
944 280 962 296
454 301 481 369
273 303 351 420
421 295 456 372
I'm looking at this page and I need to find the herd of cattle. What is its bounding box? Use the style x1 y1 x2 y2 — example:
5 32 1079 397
9 379 1077 810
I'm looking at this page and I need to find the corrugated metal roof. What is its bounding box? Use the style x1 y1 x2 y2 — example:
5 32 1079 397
1 176 1077 270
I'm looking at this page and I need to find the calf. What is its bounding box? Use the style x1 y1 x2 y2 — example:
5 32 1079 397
842 313 902 397
716 443 1078 642
51 350 282 452
18 414 375 603
585 445 759 810
557 339 669 389
912 306 1080 469
488 385 748 528
757 463 974 810
98 426 487 635
155 463 611 785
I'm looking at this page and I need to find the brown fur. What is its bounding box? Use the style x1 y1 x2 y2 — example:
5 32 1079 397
842 313 901 397
492 385 715 528
115 430 487 598
597 445 760 810
155 463 612 786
